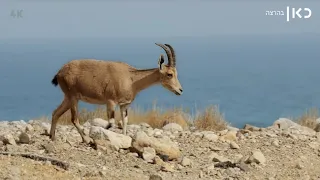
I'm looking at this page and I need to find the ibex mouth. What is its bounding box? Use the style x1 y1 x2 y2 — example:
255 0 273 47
174 90 182 95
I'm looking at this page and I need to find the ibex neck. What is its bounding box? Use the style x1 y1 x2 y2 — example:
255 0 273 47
131 68 161 94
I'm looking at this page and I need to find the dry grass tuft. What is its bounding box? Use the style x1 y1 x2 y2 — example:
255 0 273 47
35 103 229 131
38 104 228 130
37 103 191 130
194 105 228 131
295 107 319 129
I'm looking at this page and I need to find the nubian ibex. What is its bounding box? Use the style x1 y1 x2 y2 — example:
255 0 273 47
50 43 183 143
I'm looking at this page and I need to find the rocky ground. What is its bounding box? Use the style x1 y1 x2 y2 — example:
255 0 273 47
1 118 320 180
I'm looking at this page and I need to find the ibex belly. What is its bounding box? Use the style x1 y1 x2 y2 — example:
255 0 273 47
77 94 106 104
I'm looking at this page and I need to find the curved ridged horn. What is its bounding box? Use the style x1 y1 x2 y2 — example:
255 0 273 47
164 44 176 67
155 43 174 67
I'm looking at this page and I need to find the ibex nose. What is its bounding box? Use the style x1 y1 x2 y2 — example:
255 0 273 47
179 88 183 93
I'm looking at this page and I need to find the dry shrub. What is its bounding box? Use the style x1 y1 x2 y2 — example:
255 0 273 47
295 108 319 129
36 104 229 131
118 105 190 129
194 105 228 131
161 109 190 129
120 106 164 128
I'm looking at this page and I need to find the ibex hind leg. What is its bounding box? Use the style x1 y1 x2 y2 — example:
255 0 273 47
120 105 129 135
50 97 70 141
106 100 116 129
70 99 92 144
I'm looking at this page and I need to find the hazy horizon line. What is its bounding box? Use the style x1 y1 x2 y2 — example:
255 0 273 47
1 32 320 40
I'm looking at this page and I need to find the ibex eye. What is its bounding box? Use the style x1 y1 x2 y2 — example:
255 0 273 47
167 73 173 78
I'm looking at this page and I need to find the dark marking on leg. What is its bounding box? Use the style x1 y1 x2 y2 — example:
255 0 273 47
124 109 128 117
110 111 115 119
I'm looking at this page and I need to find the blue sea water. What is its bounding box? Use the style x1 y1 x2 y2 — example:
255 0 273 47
0 34 320 128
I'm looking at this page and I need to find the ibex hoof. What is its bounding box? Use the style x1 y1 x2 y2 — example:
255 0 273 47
82 136 93 144
105 123 117 129
118 123 123 129
49 135 56 141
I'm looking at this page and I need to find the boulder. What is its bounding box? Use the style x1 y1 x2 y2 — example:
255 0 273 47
89 126 132 150
132 131 181 160
90 118 110 129
272 118 316 136
1 133 16 146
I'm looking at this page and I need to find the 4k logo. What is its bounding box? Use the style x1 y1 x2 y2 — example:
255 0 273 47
287 6 312 22
11 10 23 18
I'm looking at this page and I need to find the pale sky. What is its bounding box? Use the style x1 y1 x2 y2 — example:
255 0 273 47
0 0 319 38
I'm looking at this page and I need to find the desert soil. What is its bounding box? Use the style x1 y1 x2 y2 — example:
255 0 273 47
1 118 320 180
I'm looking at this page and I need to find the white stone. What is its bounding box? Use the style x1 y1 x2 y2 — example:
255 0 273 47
247 150 266 164
25 124 34 132
209 152 230 162
89 126 132 150
180 157 192 167
90 118 109 129
142 147 156 163
162 123 183 132
1 134 16 145
202 131 219 142
41 122 51 134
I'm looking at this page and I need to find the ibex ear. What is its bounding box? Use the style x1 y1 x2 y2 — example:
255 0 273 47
158 54 165 71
